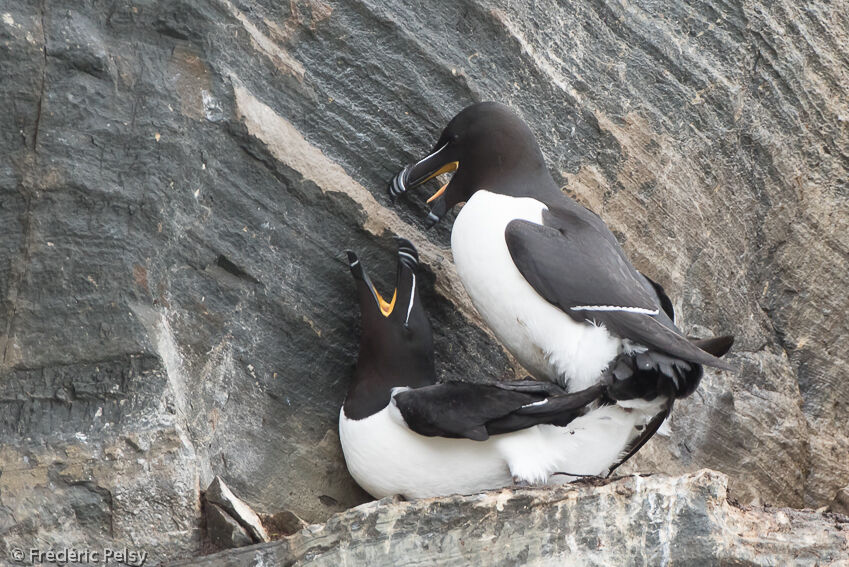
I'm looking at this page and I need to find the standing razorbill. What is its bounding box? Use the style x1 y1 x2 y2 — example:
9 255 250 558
388 103 735 473
339 238 660 498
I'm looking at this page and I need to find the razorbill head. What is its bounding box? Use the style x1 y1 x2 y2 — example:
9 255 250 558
340 238 654 499
389 101 553 226
388 103 736 469
343 237 435 421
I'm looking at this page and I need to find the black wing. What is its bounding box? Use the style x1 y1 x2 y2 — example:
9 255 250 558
393 381 605 441
504 208 735 372
640 272 675 322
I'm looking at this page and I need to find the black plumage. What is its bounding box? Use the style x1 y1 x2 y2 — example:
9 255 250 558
345 239 609 436
394 381 604 441
387 101 737 472
504 209 736 373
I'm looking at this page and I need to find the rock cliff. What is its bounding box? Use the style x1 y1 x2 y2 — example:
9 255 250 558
1 0 848 563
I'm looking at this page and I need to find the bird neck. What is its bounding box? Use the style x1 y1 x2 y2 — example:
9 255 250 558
487 163 563 203
344 340 435 420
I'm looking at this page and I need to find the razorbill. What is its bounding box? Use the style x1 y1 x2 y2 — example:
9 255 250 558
339 238 655 499
388 103 736 473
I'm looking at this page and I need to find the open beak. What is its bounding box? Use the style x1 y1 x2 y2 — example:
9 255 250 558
346 251 398 317
388 142 458 227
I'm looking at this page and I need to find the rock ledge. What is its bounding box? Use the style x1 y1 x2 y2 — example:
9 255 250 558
171 470 849 566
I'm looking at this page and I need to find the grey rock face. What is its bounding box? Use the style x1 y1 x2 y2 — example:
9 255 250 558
204 504 253 550
204 476 268 545
1 0 848 563
832 486 849 517
170 470 849 567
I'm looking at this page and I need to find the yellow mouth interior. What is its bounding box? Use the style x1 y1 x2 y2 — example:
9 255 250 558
372 286 398 317
422 161 458 184
423 161 458 203
427 182 449 204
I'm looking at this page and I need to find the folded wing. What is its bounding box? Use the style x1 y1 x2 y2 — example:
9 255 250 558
505 208 736 372
392 381 605 441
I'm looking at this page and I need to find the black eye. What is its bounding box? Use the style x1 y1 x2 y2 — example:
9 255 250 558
451 133 460 142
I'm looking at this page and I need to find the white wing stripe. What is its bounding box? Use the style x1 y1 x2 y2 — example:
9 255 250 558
521 399 548 409
570 305 659 315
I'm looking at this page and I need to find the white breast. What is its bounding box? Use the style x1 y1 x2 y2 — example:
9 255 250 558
339 400 513 499
339 391 667 499
451 190 622 390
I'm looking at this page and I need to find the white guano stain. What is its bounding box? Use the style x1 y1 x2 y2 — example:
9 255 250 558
130 303 213 485
201 89 224 122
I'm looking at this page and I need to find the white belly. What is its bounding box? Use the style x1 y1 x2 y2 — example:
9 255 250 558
339 401 512 499
451 191 621 390
339 391 666 499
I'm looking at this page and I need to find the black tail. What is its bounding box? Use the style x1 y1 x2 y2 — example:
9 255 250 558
690 335 734 358
605 336 733 402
